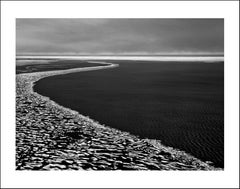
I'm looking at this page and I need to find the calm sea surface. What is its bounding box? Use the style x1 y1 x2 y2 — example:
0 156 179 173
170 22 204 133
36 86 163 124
34 61 224 168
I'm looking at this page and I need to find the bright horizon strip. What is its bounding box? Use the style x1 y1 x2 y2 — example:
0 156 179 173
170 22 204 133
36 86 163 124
16 55 224 62
16 51 224 56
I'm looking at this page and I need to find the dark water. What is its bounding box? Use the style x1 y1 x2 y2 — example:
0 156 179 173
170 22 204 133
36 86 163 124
34 61 224 168
16 60 106 74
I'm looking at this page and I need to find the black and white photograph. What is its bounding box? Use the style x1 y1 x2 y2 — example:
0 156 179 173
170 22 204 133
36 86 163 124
1 1 239 188
16 18 224 171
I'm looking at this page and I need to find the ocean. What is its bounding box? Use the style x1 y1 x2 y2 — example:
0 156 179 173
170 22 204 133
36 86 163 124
33 60 224 168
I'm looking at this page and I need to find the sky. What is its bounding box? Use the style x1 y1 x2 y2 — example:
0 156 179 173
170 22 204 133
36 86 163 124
16 19 224 55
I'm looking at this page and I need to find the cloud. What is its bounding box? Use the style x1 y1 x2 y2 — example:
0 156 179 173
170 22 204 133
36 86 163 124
16 19 224 55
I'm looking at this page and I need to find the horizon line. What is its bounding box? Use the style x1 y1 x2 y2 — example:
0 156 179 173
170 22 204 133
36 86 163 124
16 52 224 57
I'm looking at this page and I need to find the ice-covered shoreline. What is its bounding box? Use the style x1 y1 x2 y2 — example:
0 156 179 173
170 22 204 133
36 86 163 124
16 62 221 170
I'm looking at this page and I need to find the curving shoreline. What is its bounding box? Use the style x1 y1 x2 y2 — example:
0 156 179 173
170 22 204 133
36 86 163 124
16 62 221 170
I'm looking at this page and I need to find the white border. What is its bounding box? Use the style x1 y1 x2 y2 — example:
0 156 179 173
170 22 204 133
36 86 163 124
1 1 239 188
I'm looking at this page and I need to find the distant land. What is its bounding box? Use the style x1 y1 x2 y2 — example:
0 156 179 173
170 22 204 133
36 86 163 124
17 52 224 57
16 54 224 62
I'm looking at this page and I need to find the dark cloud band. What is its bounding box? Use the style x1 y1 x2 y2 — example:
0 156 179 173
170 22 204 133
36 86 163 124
16 19 224 55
